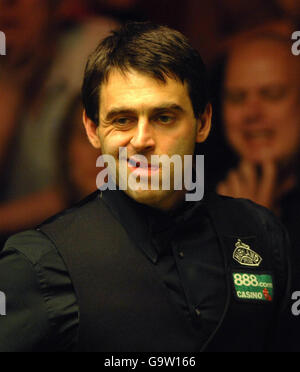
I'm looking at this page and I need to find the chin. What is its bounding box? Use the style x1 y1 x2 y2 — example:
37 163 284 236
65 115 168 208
243 154 268 165
239 148 277 164
125 188 173 209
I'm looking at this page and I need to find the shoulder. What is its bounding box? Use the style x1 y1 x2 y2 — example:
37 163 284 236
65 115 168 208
3 229 59 266
38 191 102 229
207 193 287 234
1 229 75 305
0 230 79 351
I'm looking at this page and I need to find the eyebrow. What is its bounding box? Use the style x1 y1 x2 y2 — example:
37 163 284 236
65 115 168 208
104 103 185 122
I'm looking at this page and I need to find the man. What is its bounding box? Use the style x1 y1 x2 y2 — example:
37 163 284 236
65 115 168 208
0 22 291 352
218 35 300 214
216 34 300 351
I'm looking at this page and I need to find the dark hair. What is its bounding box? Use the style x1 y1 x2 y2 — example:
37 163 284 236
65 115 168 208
82 21 208 124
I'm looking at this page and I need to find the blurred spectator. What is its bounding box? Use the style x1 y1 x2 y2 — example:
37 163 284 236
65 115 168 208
0 0 119 247
56 96 102 205
3 4 116 200
217 35 300 226
0 95 101 246
0 0 58 181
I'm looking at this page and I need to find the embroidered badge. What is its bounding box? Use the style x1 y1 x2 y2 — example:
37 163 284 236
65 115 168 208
233 239 262 267
232 273 273 302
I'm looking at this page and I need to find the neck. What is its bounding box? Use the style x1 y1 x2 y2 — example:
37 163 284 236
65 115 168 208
142 189 187 214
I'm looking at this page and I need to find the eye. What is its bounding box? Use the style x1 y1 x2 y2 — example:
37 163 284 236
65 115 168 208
113 117 133 126
156 115 174 124
260 86 288 101
224 90 247 105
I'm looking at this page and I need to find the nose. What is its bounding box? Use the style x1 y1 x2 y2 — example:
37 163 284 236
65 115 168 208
130 118 155 152
242 94 264 125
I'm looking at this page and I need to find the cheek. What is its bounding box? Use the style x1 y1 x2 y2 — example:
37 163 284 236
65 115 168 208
167 128 197 156
269 101 300 141
223 104 243 134
275 117 300 155
99 129 133 157
223 105 244 146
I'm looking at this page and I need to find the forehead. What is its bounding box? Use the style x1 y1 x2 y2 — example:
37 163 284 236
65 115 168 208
99 69 192 112
225 39 299 88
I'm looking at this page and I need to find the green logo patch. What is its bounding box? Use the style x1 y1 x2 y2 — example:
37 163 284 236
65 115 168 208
232 273 274 302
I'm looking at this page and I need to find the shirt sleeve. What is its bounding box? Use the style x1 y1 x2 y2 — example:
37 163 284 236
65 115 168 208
0 230 79 352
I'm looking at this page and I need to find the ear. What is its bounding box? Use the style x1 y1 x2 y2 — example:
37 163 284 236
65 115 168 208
196 103 212 143
82 110 101 149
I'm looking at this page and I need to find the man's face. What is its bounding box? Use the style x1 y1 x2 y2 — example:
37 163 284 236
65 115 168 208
223 39 300 166
84 69 211 211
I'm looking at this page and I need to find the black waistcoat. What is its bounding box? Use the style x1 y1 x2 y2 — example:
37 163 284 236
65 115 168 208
38 191 289 352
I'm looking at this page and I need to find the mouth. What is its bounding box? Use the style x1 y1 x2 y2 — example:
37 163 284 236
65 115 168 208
127 157 160 175
243 129 275 143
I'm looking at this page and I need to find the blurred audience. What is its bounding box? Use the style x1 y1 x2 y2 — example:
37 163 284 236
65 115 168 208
0 0 120 247
2 1 116 199
56 96 102 206
0 0 57 179
184 0 298 63
0 95 101 246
